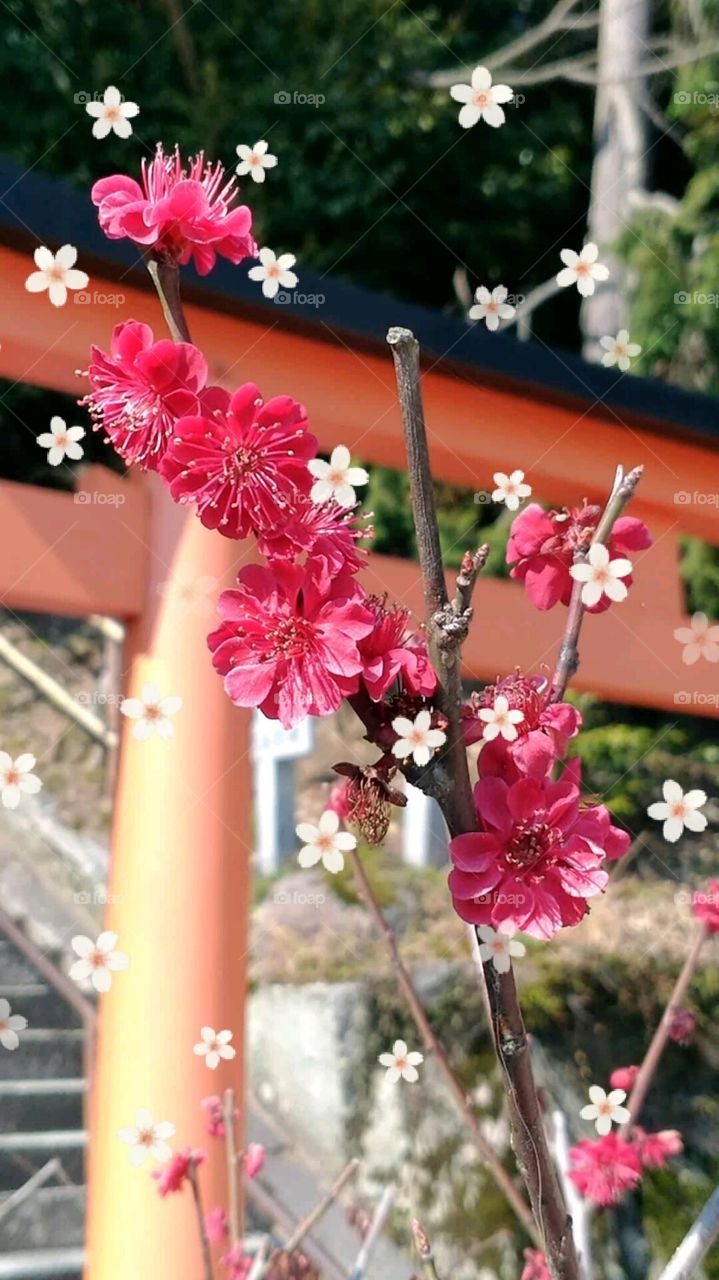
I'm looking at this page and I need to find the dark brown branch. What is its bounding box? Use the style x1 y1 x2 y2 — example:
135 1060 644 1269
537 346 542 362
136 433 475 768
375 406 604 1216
386 327 578 1280
550 465 644 704
147 259 193 344
160 0 201 94
188 1158 214 1280
348 846 538 1241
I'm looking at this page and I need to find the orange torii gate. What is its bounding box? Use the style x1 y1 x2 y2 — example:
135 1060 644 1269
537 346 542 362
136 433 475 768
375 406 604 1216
0 159 717 1278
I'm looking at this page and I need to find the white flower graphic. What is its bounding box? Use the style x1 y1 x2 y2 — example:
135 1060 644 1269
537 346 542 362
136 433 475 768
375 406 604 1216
308 445 369 508
647 780 708 844
477 695 525 743
477 923 526 974
69 931 129 993
0 752 42 810
0 998 27 1051
391 710 446 767
118 1109 175 1166
157 568 219 621
85 86 139 139
469 285 516 331
25 245 89 308
674 613 719 666
37 416 85 467
580 1085 630 1136
193 1027 237 1071
492 469 532 511
296 809 356 875
248 247 298 298
378 1039 424 1084
556 243 609 298
600 330 641 372
236 140 278 183
450 66 514 129
120 683 182 741
569 542 632 607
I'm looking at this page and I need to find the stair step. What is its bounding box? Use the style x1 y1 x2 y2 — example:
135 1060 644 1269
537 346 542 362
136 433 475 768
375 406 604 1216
0 1248 83 1278
0 1031 85 1082
0 1080 86 1135
0 942 44 986
0 1133 86 1191
0 986 83 1030
0 1186 85 1250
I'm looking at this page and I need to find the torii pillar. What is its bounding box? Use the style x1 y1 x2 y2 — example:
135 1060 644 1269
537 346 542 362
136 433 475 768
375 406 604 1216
84 473 254 1279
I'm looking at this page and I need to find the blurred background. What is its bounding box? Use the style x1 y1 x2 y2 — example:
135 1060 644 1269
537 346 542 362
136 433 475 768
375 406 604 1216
0 1 718 1278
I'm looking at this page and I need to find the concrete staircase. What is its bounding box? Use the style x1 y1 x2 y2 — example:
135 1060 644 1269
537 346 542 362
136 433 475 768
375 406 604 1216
0 938 88 1279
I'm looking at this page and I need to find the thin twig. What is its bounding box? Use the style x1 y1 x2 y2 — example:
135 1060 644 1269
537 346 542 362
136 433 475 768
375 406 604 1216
283 1157 358 1253
350 1184 395 1280
348 845 537 1241
224 1088 241 1247
188 1158 215 1280
147 259 193 344
160 0 201 93
656 1185 719 1280
411 1218 443 1280
623 924 707 1131
550 465 644 704
0 1160 62 1223
453 545 490 618
386 327 578 1280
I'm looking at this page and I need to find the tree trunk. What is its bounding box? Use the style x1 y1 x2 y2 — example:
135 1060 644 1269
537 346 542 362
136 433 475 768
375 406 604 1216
582 0 651 358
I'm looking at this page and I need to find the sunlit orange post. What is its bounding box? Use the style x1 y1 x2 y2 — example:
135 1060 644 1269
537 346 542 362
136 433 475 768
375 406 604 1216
83 472 254 1280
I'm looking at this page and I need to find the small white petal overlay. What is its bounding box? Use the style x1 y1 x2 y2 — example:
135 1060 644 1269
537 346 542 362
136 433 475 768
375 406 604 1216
469 284 516 331
0 752 42 810
391 709 447 767
450 65 514 130
478 694 525 743
674 612 719 666
193 1027 237 1071
569 542 632 607
157 567 219 621
556 242 609 298
120 682 182 741
599 329 642 372
236 139 278 183
37 416 85 467
25 245 89 308
378 1038 424 1084
248 246 298 298
85 85 139 140
647 779 708 844
118 1109 175 1167
308 445 369 509
69 931 130 994
477 923 526 974
296 809 357 875
580 1085 631 1136
492 469 532 511
0 998 27 1051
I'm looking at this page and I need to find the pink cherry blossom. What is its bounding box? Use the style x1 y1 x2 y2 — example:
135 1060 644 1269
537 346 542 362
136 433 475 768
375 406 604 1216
91 144 256 275
448 765 628 939
152 1148 204 1196
610 1065 639 1093
568 1133 643 1206
200 1094 238 1138
507 502 651 612
463 674 581 780
220 1244 253 1280
245 1142 265 1178
633 1127 683 1170
521 1249 551 1280
255 491 370 576
84 320 208 470
358 598 437 701
692 879 719 934
208 559 375 729
668 1006 696 1045
205 1206 229 1242
159 383 317 539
